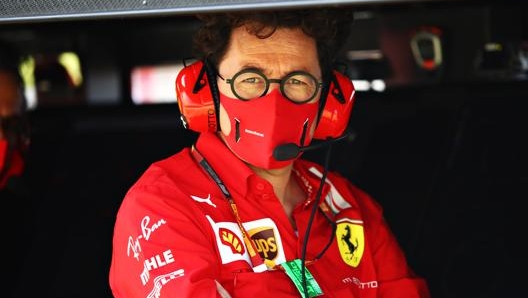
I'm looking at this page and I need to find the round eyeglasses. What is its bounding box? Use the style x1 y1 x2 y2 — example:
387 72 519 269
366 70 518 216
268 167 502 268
219 68 323 104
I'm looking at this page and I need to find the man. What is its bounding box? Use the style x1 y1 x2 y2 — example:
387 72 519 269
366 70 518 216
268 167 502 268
110 8 430 297
0 40 30 193
0 39 31 298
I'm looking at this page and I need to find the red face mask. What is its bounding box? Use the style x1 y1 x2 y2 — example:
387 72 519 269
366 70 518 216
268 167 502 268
220 89 319 169
0 139 25 188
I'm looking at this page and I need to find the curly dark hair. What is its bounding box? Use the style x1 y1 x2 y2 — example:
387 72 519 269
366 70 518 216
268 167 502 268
192 8 353 77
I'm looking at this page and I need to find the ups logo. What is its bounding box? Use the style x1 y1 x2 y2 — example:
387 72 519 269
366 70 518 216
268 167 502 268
248 226 278 261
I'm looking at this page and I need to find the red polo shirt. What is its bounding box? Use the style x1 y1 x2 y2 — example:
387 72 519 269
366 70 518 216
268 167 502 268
109 132 429 298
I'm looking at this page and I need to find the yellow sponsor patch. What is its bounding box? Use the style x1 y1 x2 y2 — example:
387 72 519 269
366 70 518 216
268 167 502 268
336 218 364 267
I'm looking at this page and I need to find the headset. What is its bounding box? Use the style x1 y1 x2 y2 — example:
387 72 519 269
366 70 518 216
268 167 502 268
175 59 356 140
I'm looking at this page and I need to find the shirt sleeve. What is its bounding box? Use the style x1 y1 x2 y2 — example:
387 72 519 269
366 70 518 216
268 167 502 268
109 179 224 298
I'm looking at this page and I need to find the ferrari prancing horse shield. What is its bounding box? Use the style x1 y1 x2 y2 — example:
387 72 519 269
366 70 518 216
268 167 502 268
336 218 364 267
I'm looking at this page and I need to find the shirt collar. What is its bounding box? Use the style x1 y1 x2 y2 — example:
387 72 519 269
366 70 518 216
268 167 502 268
291 160 330 206
194 132 328 205
195 132 254 198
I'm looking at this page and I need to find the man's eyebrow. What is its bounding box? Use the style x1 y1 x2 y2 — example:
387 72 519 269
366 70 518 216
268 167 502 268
238 63 313 76
239 63 265 73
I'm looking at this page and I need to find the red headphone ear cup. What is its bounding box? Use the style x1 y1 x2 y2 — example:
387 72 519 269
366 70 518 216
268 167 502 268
313 70 356 139
175 60 218 133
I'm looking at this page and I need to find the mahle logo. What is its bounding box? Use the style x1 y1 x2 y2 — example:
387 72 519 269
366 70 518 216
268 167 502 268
336 218 364 267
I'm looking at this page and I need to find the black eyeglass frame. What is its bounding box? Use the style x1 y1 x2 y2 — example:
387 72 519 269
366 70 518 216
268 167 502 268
219 68 323 104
